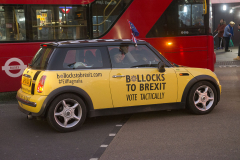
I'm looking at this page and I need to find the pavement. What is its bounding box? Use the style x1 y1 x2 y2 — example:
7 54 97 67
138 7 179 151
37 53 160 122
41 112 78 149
215 46 239 62
0 92 17 104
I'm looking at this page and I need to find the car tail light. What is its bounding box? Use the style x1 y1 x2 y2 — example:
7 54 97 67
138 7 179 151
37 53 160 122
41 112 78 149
37 75 46 93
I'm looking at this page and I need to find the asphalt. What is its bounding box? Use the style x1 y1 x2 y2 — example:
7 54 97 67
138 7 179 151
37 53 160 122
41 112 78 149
1 50 240 160
0 102 130 160
99 67 240 160
99 47 240 160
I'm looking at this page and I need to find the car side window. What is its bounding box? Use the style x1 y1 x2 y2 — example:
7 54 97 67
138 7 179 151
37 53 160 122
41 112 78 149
63 48 103 69
108 45 161 68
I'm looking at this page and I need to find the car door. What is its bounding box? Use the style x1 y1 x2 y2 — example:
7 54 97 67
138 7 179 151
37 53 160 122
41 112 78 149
108 44 178 108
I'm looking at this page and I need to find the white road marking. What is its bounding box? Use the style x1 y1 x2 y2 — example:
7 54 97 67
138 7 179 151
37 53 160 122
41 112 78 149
100 145 108 147
217 65 240 68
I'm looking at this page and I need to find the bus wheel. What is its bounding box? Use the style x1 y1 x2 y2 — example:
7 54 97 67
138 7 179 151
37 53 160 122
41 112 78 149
47 94 86 132
187 81 217 115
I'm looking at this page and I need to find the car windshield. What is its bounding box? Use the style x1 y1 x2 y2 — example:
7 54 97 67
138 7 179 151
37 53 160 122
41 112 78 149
29 47 54 70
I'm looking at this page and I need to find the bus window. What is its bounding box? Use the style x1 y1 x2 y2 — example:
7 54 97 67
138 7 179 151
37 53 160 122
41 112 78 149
178 4 191 27
31 5 88 41
92 0 132 38
59 6 88 40
192 4 204 27
34 8 53 40
146 0 207 38
0 5 26 41
209 2 213 34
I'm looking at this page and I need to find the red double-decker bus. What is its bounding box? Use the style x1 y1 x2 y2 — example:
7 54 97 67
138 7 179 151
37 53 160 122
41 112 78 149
0 0 214 92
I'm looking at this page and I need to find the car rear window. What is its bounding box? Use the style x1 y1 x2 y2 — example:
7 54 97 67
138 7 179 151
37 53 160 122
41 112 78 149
63 48 103 69
30 47 54 70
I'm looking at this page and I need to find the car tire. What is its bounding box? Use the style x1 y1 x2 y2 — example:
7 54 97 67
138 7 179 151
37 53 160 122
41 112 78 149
187 81 217 115
47 93 87 132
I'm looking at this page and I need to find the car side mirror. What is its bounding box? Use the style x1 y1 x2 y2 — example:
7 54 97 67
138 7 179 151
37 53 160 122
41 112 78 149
158 62 165 73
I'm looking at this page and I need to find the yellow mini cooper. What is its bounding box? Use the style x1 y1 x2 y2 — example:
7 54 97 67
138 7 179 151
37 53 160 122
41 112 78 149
17 39 221 132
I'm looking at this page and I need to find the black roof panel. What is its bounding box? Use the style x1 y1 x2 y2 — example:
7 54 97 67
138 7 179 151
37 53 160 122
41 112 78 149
41 39 146 47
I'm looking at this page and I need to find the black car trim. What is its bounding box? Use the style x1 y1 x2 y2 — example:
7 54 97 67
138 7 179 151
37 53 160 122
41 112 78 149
16 95 37 107
88 102 185 117
181 75 220 104
34 86 94 117
31 71 41 95
33 71 42 80
31 83 35 95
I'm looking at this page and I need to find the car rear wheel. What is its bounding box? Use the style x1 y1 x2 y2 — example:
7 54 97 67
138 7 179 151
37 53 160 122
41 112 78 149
187 81 217 115
47 94 86 132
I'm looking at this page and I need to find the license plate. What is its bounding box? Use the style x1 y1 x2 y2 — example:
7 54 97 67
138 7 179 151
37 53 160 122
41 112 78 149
22 77 31 86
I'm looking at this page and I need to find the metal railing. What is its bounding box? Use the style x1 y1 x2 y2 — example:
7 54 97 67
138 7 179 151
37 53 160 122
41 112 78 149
93 0 122 34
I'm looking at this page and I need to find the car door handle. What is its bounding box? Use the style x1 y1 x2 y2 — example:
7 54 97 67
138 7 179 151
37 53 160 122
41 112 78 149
112 75 125 78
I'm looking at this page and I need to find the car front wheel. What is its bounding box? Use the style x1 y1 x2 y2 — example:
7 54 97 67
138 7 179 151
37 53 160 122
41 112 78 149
47 94 86 132
187 81 217 115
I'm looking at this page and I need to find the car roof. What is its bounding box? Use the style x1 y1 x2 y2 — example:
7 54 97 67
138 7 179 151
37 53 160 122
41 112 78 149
41 39 147 48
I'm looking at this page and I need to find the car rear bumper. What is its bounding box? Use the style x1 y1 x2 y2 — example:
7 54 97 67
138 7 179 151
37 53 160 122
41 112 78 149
16 95 37 107
16 89 47 116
